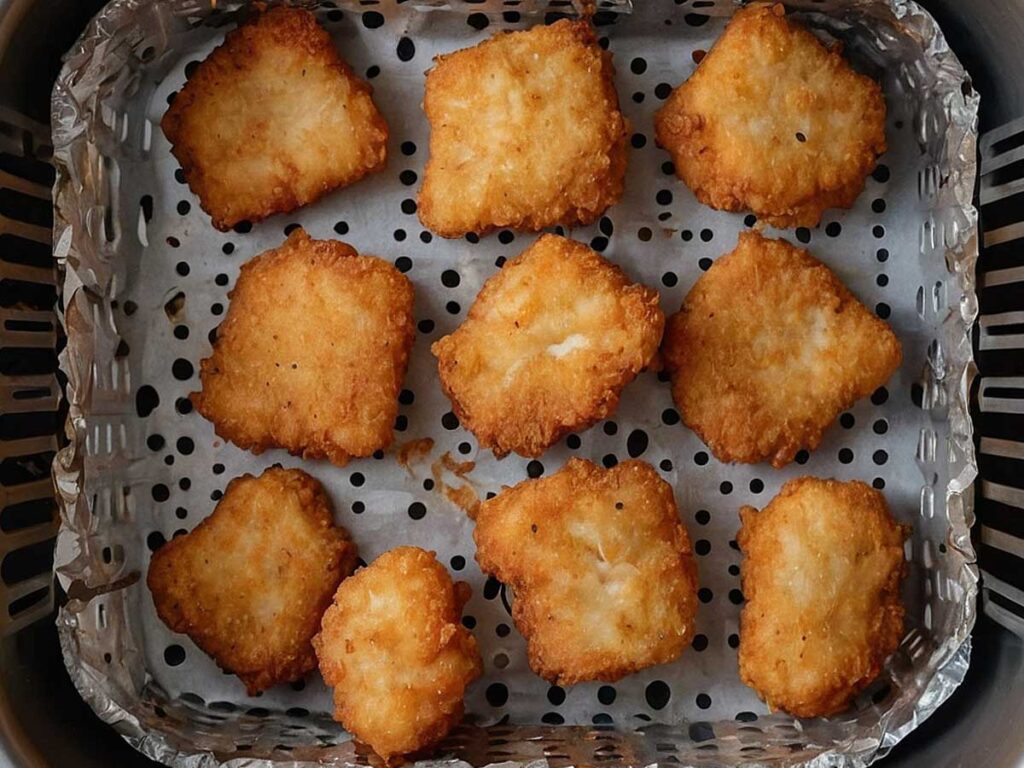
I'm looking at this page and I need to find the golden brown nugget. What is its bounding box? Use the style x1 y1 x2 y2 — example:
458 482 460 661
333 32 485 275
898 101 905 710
663 231 901 468
192 228 414 466
474 458 699 685
432 234 662 458
738 477 908 717
162 7 387 231
418 20 628 237
314 547 482 761
654 3 886 228
147 467 357 695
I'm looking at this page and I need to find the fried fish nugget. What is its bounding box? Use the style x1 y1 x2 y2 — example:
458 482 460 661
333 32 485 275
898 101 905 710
314 547 482 761
474 458 699 685
654 3 886 228
147 467 357 694
192 228 414 466
432 234 662 458
162 7 387 231
663 231 901 468
738 477 908 717
418 20 628 237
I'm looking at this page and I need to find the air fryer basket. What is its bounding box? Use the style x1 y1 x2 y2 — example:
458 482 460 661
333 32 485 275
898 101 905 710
0 0 1022 766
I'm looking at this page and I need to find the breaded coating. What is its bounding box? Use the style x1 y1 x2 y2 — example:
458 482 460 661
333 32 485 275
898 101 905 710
314 547 482 761
192 228 414 466
147 467 357 695
738 477 908 717
663 231 901 468
162 7 387 231
418 20 628 237
474 458 699 685
432 235 663 458
654 3 886 228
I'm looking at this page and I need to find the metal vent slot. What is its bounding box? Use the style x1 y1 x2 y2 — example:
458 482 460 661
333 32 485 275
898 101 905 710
0 107 58 637
979 312 1024 351
979 435 1024 460
977 114 1024 637
0 446 59 634
977 376 1024 413
981 266 1024 289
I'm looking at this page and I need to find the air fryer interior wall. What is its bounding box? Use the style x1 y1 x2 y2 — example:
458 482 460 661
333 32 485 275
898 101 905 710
0 0 1021 766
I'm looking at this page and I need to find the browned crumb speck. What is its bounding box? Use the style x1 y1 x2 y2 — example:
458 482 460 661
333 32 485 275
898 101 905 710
431 452 480 519
395 437 436 472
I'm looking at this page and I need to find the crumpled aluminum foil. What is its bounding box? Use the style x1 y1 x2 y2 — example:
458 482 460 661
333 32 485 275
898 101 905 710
50 0 979 766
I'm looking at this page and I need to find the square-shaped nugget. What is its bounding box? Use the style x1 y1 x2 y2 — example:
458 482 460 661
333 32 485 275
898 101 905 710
192 228 415 466
418 20 629 238
663 231 901 467
654 3 886 228
432 234 663 458
474 458 699 685
147 467 358 694
162 7 388 231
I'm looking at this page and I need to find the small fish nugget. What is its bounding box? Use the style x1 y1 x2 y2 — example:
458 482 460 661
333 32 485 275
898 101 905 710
192 228 414 466
162 6 387 231
418 20 628 237
432 234 663 458
738 477 908 717
474 458 699 685
147 467 357 694
654 3 886 228
663 231 901 468
314 547 482 761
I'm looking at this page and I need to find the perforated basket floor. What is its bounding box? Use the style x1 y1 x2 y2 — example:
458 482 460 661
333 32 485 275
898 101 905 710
52 0 978 765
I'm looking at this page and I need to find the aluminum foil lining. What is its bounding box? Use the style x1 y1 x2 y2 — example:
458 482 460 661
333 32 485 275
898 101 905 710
50 0 979 766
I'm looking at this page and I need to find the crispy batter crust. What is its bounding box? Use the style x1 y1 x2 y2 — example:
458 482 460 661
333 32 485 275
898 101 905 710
662 231 901 468
418 20 628 237
654 3 886 228
474 458 699 685
738 477 908 717
147 467 357 695
192 228 415 466
313 547 482 761
432 234 663 458
162 6 388 231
